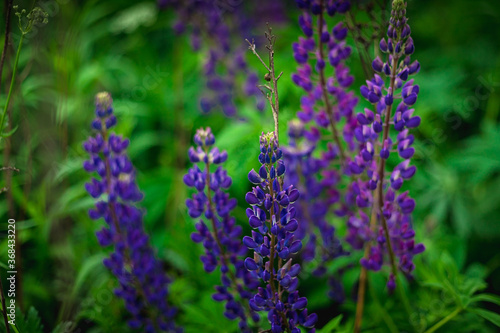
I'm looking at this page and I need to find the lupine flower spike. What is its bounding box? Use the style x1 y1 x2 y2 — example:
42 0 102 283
244 26 317 332
83 92 181 333
349 0 425 287
158 0 281 116
351 1 424 331
245 132 317 333
286 0 356 300
184 127 260 332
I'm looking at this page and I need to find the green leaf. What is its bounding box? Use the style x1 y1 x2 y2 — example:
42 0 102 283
470 293 500 307
1 124 19 137
73 254 106 295
15 307 44 333
470 308 500 327
317 314 343 333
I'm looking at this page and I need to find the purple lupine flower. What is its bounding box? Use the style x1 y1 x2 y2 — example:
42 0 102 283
158 1 287 116
83 92 181 332
285 0 357 301
346 0 424 290
245 132 317 332
184 127 260 332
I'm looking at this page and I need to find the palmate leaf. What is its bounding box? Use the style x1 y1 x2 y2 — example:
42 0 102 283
13 307 44 333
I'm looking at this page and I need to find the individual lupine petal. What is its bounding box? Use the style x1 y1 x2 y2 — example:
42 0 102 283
398 160 417 179
277 161 286 177
395 41 402 54
387 274 396 292
243 236 259 249
303 313 318 328
399 68 409 81
361 142 374 162
391 169 403 190
409 60 420 74
405 37 415 55
404 92 417 105
380 38 388 52
394 111 405 131
355 193 369 209
352 154 367 174
372 56 384 72
249 215 263 228
380 139 391 159
360 85 370 99
387 38 394 52
332 22 347 40
245 258 259 271
402 24 411 38
299 13 313 37
248 169 262 184
85 178 103 198
357 108 374 125
246 189 261 205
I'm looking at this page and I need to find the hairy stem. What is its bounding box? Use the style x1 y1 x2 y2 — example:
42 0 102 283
376 55 399 278
267 27 280 142
353 253 368 333
246 25 282 142
354 188 379 333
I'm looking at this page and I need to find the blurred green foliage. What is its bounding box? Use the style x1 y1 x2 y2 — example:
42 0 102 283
0 0 499 332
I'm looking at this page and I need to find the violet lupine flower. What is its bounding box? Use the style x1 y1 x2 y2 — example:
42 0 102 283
83 92 181 332
184 127 260 332
159 1 282 116
346 0 425 290
285 0 357 300
244 132 317 333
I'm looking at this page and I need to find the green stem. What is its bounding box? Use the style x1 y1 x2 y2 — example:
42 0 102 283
0 32 24 135
396 275 412 318
423 307 462 333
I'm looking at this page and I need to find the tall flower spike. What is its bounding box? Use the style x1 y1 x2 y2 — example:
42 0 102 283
348 0 424 289
83 92 181 333
245 132 317 333
286 0 356 301
158 1 288 116
184 127 260 332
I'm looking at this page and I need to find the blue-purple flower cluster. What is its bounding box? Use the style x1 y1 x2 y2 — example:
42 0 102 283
158 0 283 116
184 127 260 332
244 132 317 333
345 0 424 289
285 0 357 301
83 92 181 332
